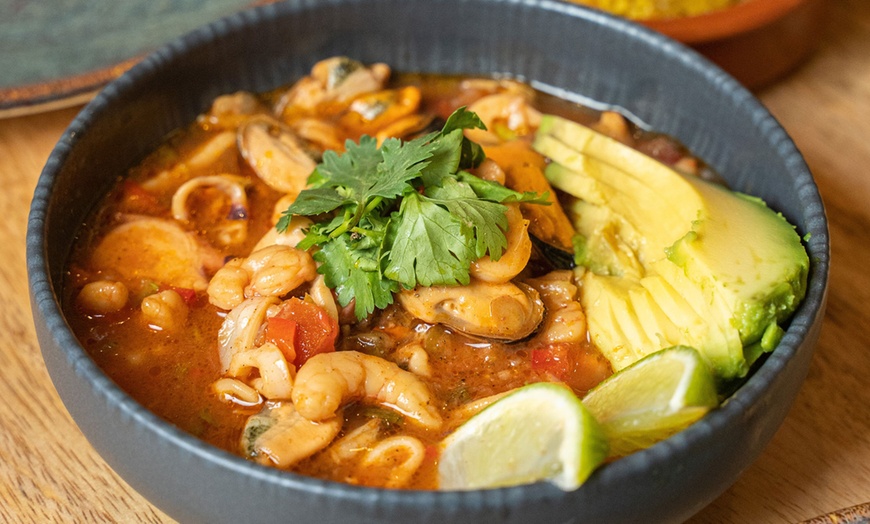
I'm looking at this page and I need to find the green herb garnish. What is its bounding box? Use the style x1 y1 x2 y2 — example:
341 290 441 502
277 107 548 320
359 405 405 427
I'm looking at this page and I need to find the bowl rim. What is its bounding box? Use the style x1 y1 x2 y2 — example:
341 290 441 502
26 0 830 517
643 0 811 43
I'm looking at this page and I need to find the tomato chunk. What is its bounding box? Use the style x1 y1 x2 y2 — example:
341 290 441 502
263 315 298 363
266 298 339 367
121 179 162 214
531 342 612 394
167 286 198 306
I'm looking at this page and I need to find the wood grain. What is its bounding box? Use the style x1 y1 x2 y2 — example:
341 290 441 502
1 1 867 521
0 107 172 522
690 0 870 521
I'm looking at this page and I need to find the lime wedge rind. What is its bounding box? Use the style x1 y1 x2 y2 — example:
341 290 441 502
438 382 608 491
582 345 719 457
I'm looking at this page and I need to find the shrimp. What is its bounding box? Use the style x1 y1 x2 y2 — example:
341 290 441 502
207 260 248 310
207 244 317 310
592 110 633 144
469 204 532 284
252 215 312 252
243 245 317 299
525 270 587 345
292 351 442 430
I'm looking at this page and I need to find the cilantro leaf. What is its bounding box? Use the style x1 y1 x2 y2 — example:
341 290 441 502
384 191 474 288
426 178 510 260
274 106 547 320
317 136 384 195
282 186 350 218
440 106 486 168
371 136 437 198
441 106 486 135
419 129 463 187
457 171 551 204
313 234 397 319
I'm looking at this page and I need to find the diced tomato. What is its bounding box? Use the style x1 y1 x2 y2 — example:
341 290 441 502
167 286 198 306
531 343 571 378
263 315 298 363
531 343 612 394
267 298 339 367
121 179 162 213
122 179 151 199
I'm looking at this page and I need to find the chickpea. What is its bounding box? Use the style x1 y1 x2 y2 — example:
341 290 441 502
475 158 507 185
76 280 129 314
141 289 189 332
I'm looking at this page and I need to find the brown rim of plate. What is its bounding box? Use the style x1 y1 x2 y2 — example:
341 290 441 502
0 56 142 119
642 0 809 44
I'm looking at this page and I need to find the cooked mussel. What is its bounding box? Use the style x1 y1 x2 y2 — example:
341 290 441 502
237 116 318 197
397 280 545 341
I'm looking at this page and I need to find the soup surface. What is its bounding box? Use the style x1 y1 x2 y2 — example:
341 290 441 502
64 57 704 489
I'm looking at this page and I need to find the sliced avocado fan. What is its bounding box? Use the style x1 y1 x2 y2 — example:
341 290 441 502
533 115 809 382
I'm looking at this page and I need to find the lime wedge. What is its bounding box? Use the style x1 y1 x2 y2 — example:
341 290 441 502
438 382 608 491
582 345 719 457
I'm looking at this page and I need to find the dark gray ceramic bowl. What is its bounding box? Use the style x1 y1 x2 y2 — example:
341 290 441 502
27 0 829 522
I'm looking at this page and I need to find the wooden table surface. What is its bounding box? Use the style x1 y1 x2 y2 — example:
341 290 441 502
2 1 869 522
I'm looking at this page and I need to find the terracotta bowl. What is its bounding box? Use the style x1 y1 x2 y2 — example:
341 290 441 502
643 0 826 89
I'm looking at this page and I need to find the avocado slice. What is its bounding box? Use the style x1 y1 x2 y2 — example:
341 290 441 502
568 198 644 279
533 115 809 381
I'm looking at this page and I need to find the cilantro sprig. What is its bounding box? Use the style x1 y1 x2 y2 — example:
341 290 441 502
277 107 548 320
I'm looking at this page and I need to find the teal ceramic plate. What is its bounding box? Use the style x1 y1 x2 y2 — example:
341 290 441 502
0 0 262 118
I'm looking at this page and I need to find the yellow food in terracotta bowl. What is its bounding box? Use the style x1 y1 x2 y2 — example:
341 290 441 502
572 0 742 19
573 0 825 89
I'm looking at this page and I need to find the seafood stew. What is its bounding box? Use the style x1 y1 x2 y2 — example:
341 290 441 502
62 57 806 491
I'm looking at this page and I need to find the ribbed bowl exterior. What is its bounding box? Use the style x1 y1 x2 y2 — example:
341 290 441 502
27 1 829 523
